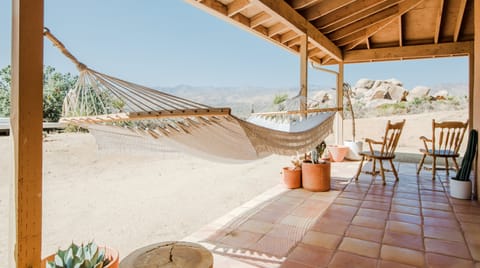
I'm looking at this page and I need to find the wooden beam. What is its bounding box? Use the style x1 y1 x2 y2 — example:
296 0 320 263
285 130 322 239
473 0 480 198
252 0 342 61
328 5 399 41
453 0 467 42
250 11 271 27
289 0 319 10
343 0 424 50
11 0 44 267
227 0 251 16
280 30 298 43
300 34 308 114
268 23 287 37
314 0 395 30
398 16 403 47
302 0 356 21
343 42 473 63
434 0 444 44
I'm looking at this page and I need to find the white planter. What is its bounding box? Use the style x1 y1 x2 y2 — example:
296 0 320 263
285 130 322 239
344 140 363 161
449 178 472 199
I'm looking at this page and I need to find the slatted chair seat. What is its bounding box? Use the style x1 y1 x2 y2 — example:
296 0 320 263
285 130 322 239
355 119 406 185
417 120 468 180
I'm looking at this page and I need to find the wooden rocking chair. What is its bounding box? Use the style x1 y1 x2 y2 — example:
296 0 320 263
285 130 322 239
355 120 406 185
417 120 468 180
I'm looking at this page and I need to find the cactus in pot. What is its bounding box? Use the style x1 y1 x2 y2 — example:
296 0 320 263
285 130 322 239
47 241 111 268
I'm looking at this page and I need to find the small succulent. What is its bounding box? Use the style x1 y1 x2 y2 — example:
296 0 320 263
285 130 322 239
47 241 110 268
310 149 319 164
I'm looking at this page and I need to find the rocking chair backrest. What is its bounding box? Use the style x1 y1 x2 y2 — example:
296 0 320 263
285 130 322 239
380 119 406 157
432 120 468 154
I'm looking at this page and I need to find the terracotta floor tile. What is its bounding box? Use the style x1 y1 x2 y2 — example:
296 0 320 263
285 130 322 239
386 221 421 235
285 189 314 198
422 208 455 219
251 209 287 224
391 204 421 215
423 225 465 242
426 253 475 268
361 200 391 211
377 260 418 268
345 225 384 243
238 220 274 234
322 204 358 221
290 206 325 218
301 231 342 249
421 194 449 203
424 238 472 259
280 260 314 268
423 216 461 229
421 200 452 211
328 251 377 268
454 204 480 215
280 215 313 228
380 245 425 267
339 191 365 200
334 197 362 207
392 198 420 208
251 235 297 257
457 213 480 224
276 195 305 206
462 222 480 233
394 192 420 200
338 237 381 258
368 189 394 197
220 230 263 248
364 194 392 203
263 202 297 214
267 224 304 242
357 208 389 220
352 215 386 229
465 231 480 245
287 243 333 267
383 230 424 251
310 218 349 236
300 199 331 210
468 243 480 261
389 212 422 225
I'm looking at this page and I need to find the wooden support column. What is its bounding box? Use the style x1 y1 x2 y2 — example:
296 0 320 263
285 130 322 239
336 62 344 145
300 34 308 115
474 0 480 200
470 53 477 198
11 0 44 267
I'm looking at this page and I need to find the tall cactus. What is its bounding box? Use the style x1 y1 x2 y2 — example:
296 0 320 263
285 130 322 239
454 129 478 181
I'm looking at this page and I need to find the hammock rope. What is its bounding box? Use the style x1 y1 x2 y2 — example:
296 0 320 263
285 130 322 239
44 28 336 161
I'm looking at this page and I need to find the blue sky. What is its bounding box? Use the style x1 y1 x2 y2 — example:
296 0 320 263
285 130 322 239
0 0 468 90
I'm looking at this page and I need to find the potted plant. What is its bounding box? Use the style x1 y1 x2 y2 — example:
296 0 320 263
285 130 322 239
450 130 477 199
42 241 119 268
282 155 302 189
343 82 363 160
302 142 331 192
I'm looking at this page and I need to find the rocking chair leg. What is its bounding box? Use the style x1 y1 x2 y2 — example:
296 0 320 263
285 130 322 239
417 154 426 174
372 158 377 174
389 159 399 181
379 160 386 185
355 156 365 181
445 157 449 175
452 157 459 172
432 156 437 180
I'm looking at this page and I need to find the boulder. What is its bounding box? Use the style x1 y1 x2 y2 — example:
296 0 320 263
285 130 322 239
433 90 449 98
355 79 375 89
370 88 388 100
385 78 403 87
407 86 430 102
387 85 407 101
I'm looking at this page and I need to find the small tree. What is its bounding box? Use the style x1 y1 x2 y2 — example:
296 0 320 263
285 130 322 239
343 82 356 141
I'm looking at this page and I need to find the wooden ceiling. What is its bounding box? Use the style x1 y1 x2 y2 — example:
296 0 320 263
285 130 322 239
186 0 474 65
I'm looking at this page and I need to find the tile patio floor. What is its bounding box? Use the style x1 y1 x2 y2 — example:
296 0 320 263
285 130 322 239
183 161 480 268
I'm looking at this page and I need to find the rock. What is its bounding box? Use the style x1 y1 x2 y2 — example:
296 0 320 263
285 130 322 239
352 87 369 98
370 88 388 100
387 85 407 101
385 78 403 87
355 79 375 89
407 86 430 102
434 90 449 98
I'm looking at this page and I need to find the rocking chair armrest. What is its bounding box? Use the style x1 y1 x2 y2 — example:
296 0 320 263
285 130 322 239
364 138 383 145
419 136 432 142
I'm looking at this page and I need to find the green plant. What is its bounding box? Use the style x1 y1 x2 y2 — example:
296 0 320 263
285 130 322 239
343 82 356 141
47 241 110 268
310 149 319 164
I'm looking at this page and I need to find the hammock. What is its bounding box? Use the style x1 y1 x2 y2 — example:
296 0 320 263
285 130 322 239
44 28 337 161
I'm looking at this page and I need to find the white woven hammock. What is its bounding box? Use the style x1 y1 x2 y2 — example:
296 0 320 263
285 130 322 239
45 28 336 161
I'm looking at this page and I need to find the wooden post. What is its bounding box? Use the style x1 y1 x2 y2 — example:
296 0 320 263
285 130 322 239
336 62 344 145
474 0 480 200
300 34 308 115
11 0 44 267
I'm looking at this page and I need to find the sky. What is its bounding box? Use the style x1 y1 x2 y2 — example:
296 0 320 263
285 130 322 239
0 0 469 90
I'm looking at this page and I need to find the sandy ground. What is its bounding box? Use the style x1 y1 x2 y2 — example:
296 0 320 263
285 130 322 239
0 109 468 262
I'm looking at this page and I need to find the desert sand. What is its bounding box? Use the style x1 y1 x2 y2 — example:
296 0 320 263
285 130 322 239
0 109 468 261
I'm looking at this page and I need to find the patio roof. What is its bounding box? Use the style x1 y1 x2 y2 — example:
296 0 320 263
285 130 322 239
186 0 474 64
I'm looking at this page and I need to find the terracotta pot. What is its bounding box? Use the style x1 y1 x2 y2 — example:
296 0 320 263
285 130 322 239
301 161 330 192
283 167 302 189
327 145 349 162
41 247 119 268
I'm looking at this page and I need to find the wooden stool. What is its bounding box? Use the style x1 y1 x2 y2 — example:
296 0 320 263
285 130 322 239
120 241 213 268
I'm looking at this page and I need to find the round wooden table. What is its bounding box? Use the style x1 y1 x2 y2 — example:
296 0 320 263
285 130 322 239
120 241 213 268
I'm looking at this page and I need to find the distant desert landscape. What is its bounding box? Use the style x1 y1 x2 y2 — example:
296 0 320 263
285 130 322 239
0 108 468 261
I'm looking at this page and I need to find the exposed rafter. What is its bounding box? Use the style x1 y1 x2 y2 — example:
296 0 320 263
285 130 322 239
343 0 424 50
434 0 444 44
303 0 356 21
268 23 287 37
343 41 473 63
252 0 342 61
227 0 251 16
289 0 319 9
250 11 272 27
398 16 403 47
453 0 467 42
